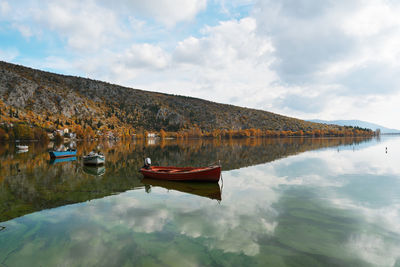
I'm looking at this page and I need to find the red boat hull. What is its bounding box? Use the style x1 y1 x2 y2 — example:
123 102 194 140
140 165 221 182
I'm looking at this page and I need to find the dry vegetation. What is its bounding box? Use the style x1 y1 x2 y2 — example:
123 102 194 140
0 61 375 140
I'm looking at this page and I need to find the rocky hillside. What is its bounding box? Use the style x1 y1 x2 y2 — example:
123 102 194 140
0 61 367 136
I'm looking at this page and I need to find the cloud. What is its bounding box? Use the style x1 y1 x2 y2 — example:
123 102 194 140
254 0 400 92
216 0 254 17
340 2 400 37
98 0 207 27
254 0 354 83
38 1 127 51
121 44 170 70
247 0 400 127
0 1 128 52
274 92 330 113
0 0 10 16
173 17 273 67
0 47 19 61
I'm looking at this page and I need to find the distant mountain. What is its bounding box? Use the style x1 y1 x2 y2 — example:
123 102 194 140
308 119 400 134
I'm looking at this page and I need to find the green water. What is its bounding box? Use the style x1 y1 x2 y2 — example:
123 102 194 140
0 136 399 266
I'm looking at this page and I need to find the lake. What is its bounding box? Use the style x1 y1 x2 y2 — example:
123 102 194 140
0 136 399 266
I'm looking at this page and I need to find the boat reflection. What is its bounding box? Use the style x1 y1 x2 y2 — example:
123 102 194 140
83 165 106 176
49 156 77 164
141 178 222 201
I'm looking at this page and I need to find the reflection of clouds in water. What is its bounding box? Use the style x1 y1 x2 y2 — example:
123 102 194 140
285 138 400 266
41 166 289 257
332 198 400 236
165 167 301 256
273 137 400 182
317 138 400 176
176 202 278 256
82 194 171 234
333 201 400 266
347 234 400 267
259 137 400 266
5 137 400 265
152 167 284 256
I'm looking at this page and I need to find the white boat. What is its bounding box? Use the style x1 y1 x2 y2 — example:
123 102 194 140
83 151 105 165
16 145 28 150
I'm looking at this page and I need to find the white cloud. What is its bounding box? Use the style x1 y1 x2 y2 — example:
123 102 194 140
133 0 207 27
163 18 278 106
40 1 127 51
99 0 207 27
341 3 400 37
255 0 392 89
174 18 273 66
251 0 400 128
216 0 255 16
0 47 18 61
11 23 33 38
0 0 10 16
121 43 170 70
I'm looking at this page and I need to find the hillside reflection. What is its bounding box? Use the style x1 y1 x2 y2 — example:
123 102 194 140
0 137 373 222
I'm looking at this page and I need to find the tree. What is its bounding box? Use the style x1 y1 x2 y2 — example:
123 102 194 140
13 124 34 140
84 126 95 140
73 125 84 139
33 127 49 142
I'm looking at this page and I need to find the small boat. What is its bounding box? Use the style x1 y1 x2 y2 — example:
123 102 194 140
16 145 28 150
49 150 77 158
83 151 105 165
140 158 221 182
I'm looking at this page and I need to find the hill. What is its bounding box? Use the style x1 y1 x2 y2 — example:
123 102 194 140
0 61 374 139
309 119 400 134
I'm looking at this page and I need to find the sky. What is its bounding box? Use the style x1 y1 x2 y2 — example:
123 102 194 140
0 0 399 129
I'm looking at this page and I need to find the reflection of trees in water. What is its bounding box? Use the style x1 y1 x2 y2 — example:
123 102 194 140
142 137 373 171
0 137 373 222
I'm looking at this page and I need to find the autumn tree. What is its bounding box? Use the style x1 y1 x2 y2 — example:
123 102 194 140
73 125 84 139
84 126 95 140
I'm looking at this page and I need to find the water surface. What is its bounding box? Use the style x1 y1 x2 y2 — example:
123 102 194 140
0 136 399 266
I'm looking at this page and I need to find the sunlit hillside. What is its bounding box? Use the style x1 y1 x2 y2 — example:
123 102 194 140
0 61 374 139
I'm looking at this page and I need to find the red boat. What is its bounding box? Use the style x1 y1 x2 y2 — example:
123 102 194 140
140 158 221 182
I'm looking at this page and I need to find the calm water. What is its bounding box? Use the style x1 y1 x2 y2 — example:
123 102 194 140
0 136 399 266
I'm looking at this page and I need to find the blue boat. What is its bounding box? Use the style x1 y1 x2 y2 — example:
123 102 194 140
49 150 77 158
